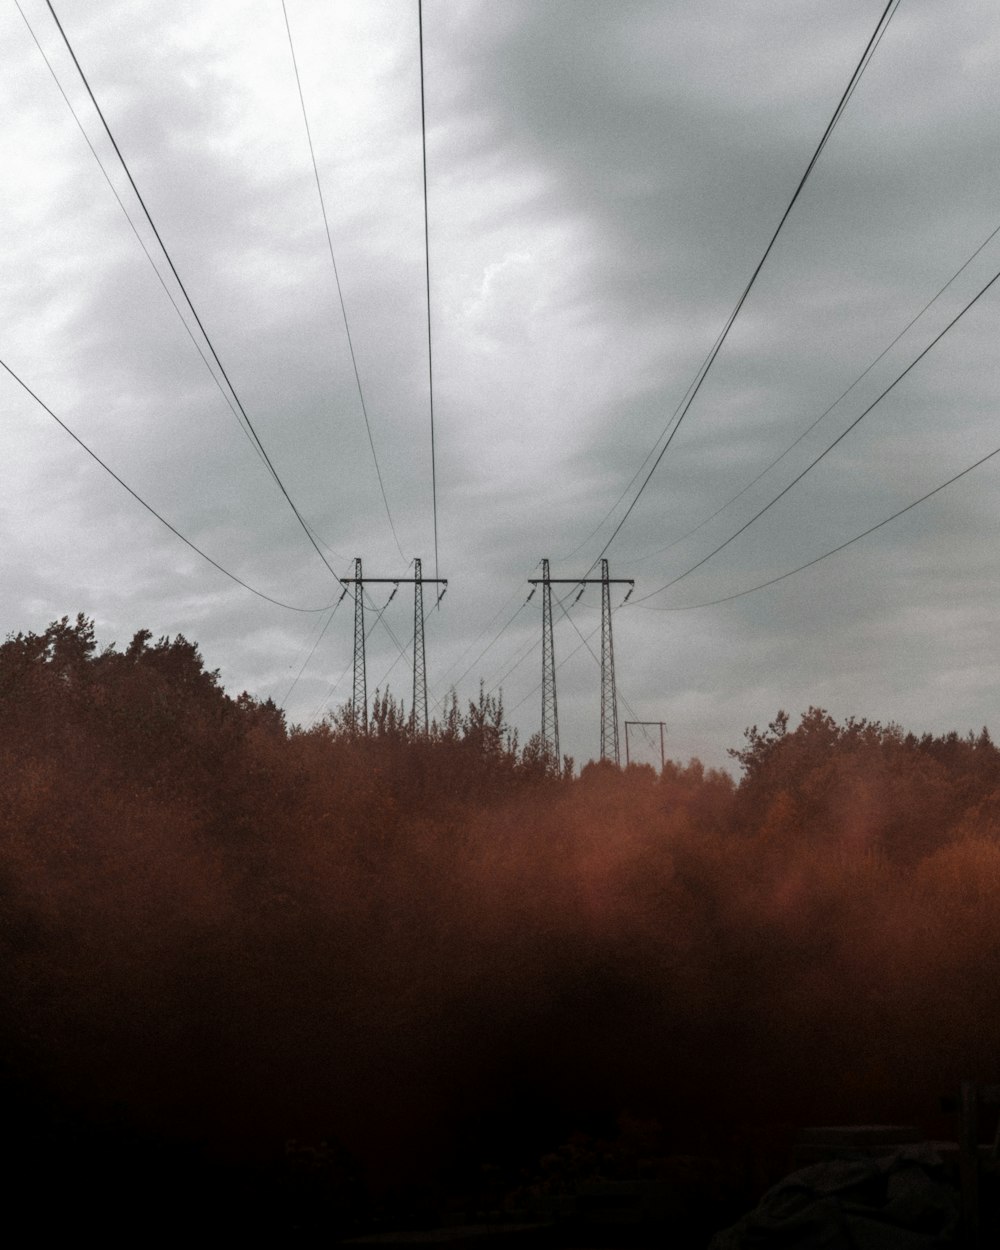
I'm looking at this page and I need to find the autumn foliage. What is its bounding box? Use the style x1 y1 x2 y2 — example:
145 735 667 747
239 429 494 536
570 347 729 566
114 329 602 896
1 617 998 1233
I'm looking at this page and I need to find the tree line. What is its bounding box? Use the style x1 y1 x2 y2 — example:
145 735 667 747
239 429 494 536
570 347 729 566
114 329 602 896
1 615 997 1236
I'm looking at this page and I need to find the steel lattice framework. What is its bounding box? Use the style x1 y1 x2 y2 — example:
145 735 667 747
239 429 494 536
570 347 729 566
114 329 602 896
530 561 634 768
599 559 620 765
341 560 446 736
351 556 367 731
540 558 560 766
412 558 428 735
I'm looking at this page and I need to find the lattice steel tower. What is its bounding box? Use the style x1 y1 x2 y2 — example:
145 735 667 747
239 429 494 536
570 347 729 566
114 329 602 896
530 561 632 767
342 560 446 736
351 556 367 731
600 558 620 765
540 558 560 765
412 558 428 735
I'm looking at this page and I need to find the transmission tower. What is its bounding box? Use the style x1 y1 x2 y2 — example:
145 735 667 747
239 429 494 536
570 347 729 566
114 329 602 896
351 556 366 731
412 558 428 735
599 559 620 765
540 558 559 764
529 561 634 767
341 560 446 735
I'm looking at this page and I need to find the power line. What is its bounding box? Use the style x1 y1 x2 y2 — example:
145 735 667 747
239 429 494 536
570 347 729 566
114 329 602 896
484 583 582 702
557 362 693 564
303 584 372 723
508 608 598 716
547 582 632 765
418 0 440 582
634 440 1000 613
14 0 278 485
628 216 1000 568
585 0 902 569
435 564 546 702
340 564 447 730
367 586 443 711
525 567 635 763
482 580 587 699
307 579 447 725
371 595 413 672
508 603 654 755
307 653 354 724
304 583 403 724
1 358 337 614
414 599 449 719
362 586 451 716
635 257 1000 602
44 0 342 583
301 519 350 564
445 598 529 697
20 0 349 567
280 0 406 563
551 587 646 762
485 628 543 701
280 590 348 709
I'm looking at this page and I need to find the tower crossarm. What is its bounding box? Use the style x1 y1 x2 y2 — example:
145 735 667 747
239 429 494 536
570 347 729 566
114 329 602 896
527 578 633 586
340 577 448 585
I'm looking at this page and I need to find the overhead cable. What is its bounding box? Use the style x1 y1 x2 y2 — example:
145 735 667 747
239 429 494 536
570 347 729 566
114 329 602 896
20 2 349 566
2 359 338 613
280 591 348 708
418 0 440 582
445 598 529 697
280 0 406 562
44 0 342 583
14 0 281 485
508 612 600 715
436 562 543 697
484 584 578 700
587 0 902 568
562 0 900 567
636 258 1000 601
486 633 542 701
634 441 1000 613
629 216 1000 567
552 599 655 750
306 586 403 722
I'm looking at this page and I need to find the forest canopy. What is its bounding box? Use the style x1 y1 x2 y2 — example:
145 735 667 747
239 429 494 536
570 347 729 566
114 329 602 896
1 616 998 1233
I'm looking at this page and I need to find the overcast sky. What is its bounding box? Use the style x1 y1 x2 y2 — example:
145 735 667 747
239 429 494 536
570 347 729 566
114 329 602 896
3 0 1000 771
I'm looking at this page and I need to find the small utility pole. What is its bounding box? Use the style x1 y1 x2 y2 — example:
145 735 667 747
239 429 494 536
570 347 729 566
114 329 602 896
624 721 667 770
340 560 447 735
529 561 634 766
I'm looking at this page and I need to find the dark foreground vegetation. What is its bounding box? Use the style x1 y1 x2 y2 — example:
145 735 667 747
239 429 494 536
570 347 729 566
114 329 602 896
2 616 998 1241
